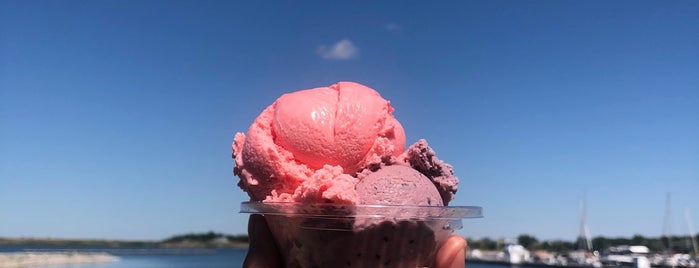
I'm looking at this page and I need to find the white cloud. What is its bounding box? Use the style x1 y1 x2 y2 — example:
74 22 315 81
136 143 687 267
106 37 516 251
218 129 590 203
317 39 358 60
384 23 402 34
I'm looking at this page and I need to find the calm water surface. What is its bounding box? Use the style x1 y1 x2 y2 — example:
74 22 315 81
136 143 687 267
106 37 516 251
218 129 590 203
1 247 522 268
73 249 246 268
0 247 245 268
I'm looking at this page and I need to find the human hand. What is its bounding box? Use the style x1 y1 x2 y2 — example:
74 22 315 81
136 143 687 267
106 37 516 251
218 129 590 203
243 214 282 268
243 214 466 268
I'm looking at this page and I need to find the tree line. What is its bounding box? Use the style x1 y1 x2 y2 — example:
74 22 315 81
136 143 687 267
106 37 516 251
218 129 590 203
467 233 699 254
161 231 248 244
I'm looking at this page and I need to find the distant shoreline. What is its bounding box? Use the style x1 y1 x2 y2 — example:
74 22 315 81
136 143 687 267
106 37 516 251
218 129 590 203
0 237 249 249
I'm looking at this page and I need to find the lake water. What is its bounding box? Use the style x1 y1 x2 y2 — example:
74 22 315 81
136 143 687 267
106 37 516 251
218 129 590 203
59 249 247 268
0 247 519 268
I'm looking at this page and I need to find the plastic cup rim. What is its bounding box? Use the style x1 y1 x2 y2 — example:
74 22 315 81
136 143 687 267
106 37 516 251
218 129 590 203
239 201 483 220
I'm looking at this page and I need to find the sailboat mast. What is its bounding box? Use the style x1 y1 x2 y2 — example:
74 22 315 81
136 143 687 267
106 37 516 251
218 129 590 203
685 208 698 257
661 193 673 255
578 194 591 251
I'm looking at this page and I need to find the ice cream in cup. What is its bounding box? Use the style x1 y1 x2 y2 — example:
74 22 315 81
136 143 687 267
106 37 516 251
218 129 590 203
241 202 481 267
233 82 483 267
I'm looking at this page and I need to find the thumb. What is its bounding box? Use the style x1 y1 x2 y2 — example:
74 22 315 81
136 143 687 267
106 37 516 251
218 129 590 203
435 235 467 268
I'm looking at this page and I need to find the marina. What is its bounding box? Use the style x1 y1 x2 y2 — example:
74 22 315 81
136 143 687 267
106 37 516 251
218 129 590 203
467 244 698 268
465 196 698 268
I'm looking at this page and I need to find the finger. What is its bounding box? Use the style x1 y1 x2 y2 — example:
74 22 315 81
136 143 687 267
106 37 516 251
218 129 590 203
243 214 282 268
435 235 467 268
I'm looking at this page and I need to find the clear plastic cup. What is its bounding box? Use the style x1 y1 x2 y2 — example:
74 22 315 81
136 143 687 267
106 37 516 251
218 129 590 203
241 202 483 268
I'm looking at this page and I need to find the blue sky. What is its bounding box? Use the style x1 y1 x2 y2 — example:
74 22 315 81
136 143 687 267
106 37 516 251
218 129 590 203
1 1 697 241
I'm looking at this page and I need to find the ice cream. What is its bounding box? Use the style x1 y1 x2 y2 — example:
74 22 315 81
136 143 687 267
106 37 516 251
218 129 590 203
356 165 442 206
233 82 408 203
354 139 458 207
233 81 455 205
233 81 466 267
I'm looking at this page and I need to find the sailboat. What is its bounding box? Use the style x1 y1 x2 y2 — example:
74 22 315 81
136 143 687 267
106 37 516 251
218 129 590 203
569 194 602 268
650 194 698 268
682 208 698 267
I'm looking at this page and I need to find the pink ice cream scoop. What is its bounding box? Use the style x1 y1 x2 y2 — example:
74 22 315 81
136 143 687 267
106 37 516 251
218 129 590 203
273 82 405 171
233 82 406 202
